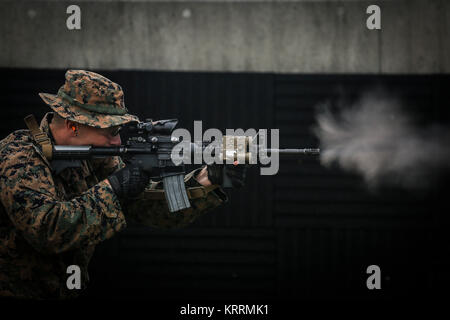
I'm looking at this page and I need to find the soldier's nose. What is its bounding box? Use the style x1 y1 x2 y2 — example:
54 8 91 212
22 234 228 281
110 135 121 146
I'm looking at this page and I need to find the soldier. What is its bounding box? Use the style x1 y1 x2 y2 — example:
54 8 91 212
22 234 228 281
0 70 246 299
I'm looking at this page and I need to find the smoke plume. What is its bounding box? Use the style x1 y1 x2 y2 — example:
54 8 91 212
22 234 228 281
314 91 450 189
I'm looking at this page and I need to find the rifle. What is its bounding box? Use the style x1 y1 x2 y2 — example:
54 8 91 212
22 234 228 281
50 119 320 213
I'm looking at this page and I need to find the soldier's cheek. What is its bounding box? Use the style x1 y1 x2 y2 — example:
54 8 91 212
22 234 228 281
90 135 110 147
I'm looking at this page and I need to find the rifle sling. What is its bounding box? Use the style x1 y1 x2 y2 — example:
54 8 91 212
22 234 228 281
24 114 53 160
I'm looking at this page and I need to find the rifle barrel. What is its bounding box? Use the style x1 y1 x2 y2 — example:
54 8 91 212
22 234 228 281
52 145 320 160
261 148 320 155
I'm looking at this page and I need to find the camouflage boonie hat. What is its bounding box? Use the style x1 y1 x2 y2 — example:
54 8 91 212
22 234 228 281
39 70 139 128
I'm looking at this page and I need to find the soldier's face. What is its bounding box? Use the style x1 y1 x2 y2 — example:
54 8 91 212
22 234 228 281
74 124 122 146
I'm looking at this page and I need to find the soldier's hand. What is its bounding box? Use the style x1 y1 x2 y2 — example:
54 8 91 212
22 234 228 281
207 163 247 189
108 164 150 199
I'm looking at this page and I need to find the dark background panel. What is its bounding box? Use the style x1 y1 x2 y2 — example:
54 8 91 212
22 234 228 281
86 227 276 300
0 68 449 300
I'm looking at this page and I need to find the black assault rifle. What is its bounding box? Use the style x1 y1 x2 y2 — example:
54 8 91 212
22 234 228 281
50 119 320 213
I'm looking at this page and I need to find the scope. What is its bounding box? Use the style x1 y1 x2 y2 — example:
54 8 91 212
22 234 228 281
127 119 179 136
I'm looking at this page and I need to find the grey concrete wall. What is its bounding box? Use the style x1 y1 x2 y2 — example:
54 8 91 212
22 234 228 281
0 0 448 73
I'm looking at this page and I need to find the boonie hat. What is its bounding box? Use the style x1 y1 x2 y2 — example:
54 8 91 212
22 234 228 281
39 70 139 128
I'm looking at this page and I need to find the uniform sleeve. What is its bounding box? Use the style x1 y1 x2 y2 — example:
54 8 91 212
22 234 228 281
90 156 125 180
0 147 126 254
125 166 228 229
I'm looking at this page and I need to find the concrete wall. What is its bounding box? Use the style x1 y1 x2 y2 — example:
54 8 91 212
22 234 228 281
0 0 448 73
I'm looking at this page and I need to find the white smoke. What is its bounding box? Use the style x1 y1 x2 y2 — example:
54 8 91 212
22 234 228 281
314 91 450 189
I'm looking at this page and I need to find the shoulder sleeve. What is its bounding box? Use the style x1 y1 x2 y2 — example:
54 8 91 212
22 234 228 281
125 166 227 229
0 145 126 254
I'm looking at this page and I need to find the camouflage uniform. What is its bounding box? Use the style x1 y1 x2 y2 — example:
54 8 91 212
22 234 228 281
0 70 227 299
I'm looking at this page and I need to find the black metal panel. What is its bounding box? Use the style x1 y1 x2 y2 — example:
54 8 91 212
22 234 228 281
88 227 276 300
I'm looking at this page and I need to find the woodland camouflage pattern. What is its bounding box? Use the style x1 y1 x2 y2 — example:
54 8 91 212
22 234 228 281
0 112 227 299
39 70 139 128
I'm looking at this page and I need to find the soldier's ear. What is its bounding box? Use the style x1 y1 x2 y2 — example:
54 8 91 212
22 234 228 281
66 120 79 136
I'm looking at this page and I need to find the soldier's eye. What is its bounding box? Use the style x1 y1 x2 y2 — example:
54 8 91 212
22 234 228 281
111 127 121 136
105 126 121 137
